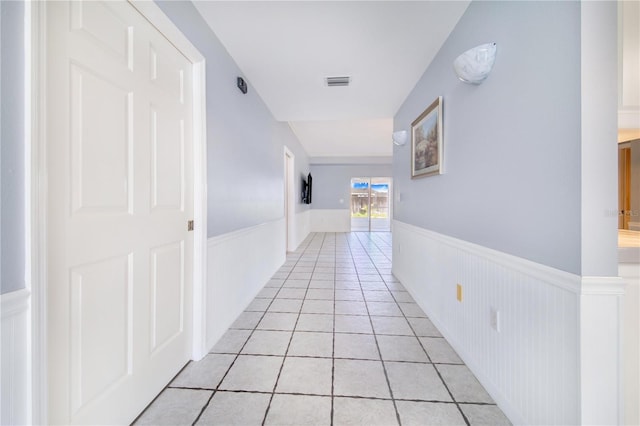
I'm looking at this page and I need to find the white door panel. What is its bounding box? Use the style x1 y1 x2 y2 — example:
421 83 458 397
70 63 133 213
150 242 185 353
47 1 194 424
70 1 132 67
151 107 185 210
69 255 133 414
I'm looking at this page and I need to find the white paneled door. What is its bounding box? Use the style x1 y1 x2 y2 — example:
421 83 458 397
46 1 194 424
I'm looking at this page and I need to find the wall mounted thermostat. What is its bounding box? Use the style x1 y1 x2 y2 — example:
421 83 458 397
237 77 248 94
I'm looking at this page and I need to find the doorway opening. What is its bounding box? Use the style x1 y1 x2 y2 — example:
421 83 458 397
619 140 640 231
350 177 391 232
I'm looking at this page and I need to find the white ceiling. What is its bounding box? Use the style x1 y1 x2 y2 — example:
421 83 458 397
289 118 393 158
193 1 470 159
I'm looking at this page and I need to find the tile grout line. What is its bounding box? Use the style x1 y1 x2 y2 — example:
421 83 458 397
137 234 311 425
190 238 314 426
345 233 403 426
130 362 193 425
166 384 494 406
360 233 470 426
260 232 324 425
361 231 473 426
137 232 503 426
359 231 477 425
391 293 473 425
330 232 337 426
190 290 280 425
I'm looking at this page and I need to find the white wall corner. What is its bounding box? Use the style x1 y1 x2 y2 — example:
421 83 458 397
580 2 621 421
580 0 619 278
579 276 625 425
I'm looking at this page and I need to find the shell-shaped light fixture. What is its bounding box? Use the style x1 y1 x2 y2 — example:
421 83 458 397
453 43 497 84
392 130 408 146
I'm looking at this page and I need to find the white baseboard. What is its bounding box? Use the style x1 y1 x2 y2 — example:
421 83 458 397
1 289 31 426
205 219 286 351
392 220 624 425
310 209 350 232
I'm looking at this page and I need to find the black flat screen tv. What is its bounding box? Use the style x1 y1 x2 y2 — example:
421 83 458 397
302 173 312 204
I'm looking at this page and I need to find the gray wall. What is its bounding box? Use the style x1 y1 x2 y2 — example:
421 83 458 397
1 1 25 294
393 1 582 274
310 164 393 210
156 1 310 237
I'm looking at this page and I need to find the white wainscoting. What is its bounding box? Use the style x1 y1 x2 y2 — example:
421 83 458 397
310 209 350 233
292 209 311 251
392 220 586 425
1 289 31 425
205 219 286 351
621 256 640 426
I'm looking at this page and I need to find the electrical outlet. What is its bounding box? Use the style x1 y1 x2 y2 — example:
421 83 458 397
456 284 463 302
490 308 501 332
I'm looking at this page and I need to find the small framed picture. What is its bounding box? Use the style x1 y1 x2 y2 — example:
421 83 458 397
411 96 443 178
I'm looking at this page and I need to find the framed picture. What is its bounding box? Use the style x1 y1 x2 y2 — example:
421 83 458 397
411 96 443 178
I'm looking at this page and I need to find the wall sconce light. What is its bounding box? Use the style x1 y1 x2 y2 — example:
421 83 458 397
392 130 408 146
453 42 497 84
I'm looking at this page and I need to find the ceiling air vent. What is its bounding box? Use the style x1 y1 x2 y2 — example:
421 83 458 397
326 76 350 87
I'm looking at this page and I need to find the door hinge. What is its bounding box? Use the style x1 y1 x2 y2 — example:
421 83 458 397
187 220 194 231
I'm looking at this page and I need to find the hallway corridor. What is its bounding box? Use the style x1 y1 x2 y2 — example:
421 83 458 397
135 233 510 425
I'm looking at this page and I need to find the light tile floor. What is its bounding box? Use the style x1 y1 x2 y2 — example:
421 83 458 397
135 232 511 426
